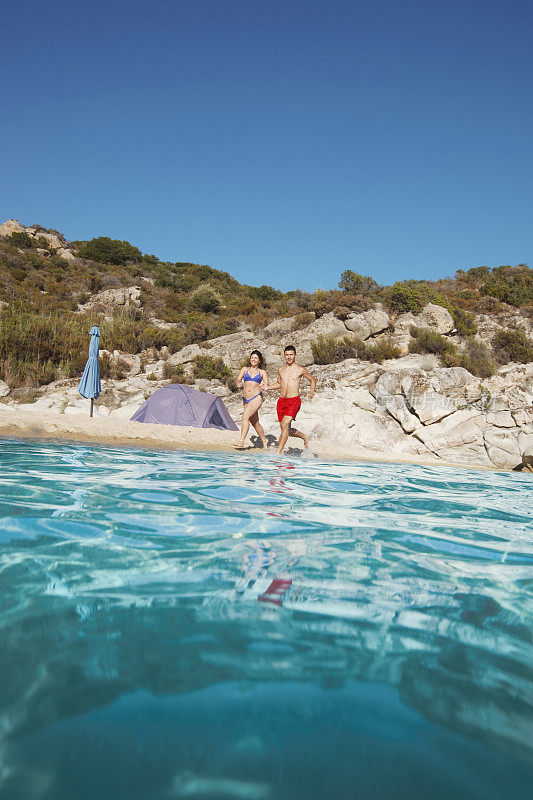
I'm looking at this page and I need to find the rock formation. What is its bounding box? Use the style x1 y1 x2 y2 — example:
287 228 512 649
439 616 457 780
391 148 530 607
0 218 76 261
1 219 532 471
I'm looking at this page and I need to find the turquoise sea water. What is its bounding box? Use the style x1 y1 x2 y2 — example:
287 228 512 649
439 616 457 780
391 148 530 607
0 438 532 800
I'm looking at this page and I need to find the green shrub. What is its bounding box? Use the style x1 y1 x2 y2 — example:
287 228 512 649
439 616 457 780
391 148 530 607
338 270 380 296
481 265 533 307
247 284 282 302
312 334 400 365
365 339 401 363
191 287 221 313
291 311 315 331
99 353 130 380
449 306 477 336
311 335 365 365
492 328 533 364
192 355 233 383
162 362 188 383
384 281 433 314
409 326 455 356
9 231 35 249
208 317 239 338
332 306 352 320
460 339 497 377
77 237 144 265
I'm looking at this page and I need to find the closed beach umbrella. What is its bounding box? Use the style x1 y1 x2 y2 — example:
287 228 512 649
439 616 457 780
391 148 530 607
78 326 101 417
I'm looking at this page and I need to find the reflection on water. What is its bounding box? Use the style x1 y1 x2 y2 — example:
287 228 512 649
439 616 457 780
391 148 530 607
0 439 532 799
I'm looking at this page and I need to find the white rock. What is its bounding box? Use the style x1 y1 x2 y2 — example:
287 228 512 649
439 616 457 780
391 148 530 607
414 303 455 334
401 374 456 424
483 429 521 469
57 247 76 261
518 432 533 469
389 333 411 356
431 367 476 394
0 219 25 237
512 408 533 430
0 380 9 398
373 368 423 399
383 395 421 433
347 387 378 412
302 312 347 341
168 343 203 365
79 286 142 312
143 360 166 380
64 406 87 416
414 409 483 449
362 308 390 336
486 410 516 428
393 354 441 371
344 315 371 339
263 317 295 338
36 231 64 250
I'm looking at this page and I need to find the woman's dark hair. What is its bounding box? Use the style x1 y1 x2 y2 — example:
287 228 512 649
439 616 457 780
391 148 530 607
250 349 264 368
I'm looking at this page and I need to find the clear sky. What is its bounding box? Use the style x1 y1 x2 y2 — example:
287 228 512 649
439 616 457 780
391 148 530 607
1 0 531 291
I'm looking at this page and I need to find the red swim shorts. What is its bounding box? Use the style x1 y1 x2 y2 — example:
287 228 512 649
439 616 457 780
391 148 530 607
277 396 302 423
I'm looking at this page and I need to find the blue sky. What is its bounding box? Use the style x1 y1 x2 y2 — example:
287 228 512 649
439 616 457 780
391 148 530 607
1 0 531 291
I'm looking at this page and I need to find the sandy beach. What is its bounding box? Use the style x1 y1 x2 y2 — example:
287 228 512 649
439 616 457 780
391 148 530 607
0 404 503 472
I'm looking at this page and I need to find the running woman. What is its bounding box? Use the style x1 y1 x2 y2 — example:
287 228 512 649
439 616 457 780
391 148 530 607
233 350 269 449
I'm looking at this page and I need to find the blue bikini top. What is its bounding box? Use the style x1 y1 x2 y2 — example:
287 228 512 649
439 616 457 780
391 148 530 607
244 369 262 384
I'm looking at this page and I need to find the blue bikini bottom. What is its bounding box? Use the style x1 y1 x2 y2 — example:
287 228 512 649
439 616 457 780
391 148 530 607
243 392 263 404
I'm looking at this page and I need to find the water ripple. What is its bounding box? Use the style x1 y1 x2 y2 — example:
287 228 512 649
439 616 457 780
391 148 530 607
0 439 532 799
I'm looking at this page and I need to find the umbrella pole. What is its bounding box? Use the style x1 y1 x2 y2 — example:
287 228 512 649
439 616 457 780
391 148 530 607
90 398 94 417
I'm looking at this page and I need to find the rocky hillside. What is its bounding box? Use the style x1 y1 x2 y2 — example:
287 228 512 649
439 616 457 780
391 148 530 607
1 218 532 471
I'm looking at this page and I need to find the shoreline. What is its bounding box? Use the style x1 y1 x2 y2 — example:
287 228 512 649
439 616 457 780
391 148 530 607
0 405 507 473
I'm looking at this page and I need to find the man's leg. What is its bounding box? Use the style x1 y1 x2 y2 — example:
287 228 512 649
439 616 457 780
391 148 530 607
289 426 308 448
277 416 293 454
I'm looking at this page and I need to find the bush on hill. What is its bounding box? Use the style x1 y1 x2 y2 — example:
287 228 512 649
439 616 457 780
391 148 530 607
409 326 497 377
481 265 533 308
492 328 533 364
311 334 399 365
247 285 282 302
409 326 456 357
459 339 497 378
76 237 144 265
192 355 237 391
2 223 532 389
9 231 36 249
365 339 401 363
311 335 365 364
448 306 477 336
191 286 222 313
0 308 187 388
384 281 433 314
162 362 189 383
338 270 380 297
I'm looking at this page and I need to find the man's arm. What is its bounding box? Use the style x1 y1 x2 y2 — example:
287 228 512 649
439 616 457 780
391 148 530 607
236 367 246 388
302 367 316 399
265 367 282 390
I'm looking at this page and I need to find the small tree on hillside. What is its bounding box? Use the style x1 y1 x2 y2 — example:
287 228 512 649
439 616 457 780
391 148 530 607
338 270 379 296
77 237 144 265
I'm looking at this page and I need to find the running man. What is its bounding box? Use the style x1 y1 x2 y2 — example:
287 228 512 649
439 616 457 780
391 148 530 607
266 345 316 454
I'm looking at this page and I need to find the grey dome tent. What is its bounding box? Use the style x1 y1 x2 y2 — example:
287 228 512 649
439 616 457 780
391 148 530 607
130 384 238 431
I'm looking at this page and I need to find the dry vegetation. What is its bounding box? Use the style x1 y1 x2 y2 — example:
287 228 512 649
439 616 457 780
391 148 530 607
0 228 532 387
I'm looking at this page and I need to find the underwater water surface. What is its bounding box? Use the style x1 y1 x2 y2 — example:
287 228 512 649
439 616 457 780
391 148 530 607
0 438 532 800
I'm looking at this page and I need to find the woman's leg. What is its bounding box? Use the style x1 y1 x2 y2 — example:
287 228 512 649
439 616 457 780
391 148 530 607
234 396 263 447
249 409 267 448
